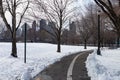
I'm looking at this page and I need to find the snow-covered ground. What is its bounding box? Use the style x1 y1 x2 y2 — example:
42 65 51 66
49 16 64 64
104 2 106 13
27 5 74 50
86 48 120 80
0 43 95 80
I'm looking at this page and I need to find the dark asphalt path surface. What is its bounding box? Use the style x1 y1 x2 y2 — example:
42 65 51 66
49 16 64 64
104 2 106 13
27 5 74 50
33 50 93 80
72 51 92 80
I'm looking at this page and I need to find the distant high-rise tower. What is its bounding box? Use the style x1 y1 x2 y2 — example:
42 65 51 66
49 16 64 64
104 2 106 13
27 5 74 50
69 21 76 35
21 23 30 37
16 28 22 38
40 19 47 29
32 20 36 30
31 20 37 42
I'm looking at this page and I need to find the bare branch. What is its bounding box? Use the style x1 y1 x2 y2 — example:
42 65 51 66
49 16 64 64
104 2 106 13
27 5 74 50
0 0 12 33
16 0 29 31
6 0 13 15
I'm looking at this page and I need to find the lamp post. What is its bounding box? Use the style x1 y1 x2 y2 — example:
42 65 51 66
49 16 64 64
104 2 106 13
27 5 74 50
24 23 27 63
97 10 101 55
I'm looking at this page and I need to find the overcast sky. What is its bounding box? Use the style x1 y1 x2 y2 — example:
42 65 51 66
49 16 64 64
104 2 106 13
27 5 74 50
1 0 94 28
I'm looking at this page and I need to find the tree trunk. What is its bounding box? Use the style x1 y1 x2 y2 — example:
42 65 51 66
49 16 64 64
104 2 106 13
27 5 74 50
11 32 17 57
117 35 120 48
57 10 62 53
11 8 17 57
57 34 61 52
84 39 87 49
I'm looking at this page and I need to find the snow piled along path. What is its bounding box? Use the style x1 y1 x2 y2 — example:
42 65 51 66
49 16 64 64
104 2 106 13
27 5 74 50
86 48 120 80
0 43 95 80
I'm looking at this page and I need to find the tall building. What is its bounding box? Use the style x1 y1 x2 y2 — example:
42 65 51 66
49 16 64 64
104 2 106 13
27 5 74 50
21 23 30 36
38 19 57 43
47 21 56 34
69 21 76 35
16 28 22 38
40 19 47 29
32 20 37 30
67 21 80 45
20 23 30 41
31 20 37 42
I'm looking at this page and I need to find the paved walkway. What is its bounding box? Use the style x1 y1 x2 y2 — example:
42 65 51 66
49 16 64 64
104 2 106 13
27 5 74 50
67 53 82 80
33 50 93 80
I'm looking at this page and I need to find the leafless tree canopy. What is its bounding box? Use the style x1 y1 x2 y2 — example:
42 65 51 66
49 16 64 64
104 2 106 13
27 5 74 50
94 0 120 34
94 0 120 47
35 0 75 52
0 0 30 57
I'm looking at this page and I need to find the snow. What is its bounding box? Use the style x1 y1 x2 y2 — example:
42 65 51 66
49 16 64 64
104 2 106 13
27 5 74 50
86 48 120 80
0 43 95 80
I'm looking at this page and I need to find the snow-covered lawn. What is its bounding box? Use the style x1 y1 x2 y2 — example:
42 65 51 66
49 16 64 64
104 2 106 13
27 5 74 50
0 43 95 80
86 48 120 80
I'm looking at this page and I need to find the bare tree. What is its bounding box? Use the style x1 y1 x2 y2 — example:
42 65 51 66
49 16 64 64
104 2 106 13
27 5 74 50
74 3 97 48
0 0 29 57
35 0 75 52
84 4 98 46
94 0 120 47
76 16 92 49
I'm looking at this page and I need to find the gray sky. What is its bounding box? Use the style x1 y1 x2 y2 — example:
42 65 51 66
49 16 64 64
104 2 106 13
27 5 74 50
1 0 94 27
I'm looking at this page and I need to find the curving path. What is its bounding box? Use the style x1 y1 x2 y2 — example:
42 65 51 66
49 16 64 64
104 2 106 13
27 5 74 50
33 50 93 80
67 52 85 80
